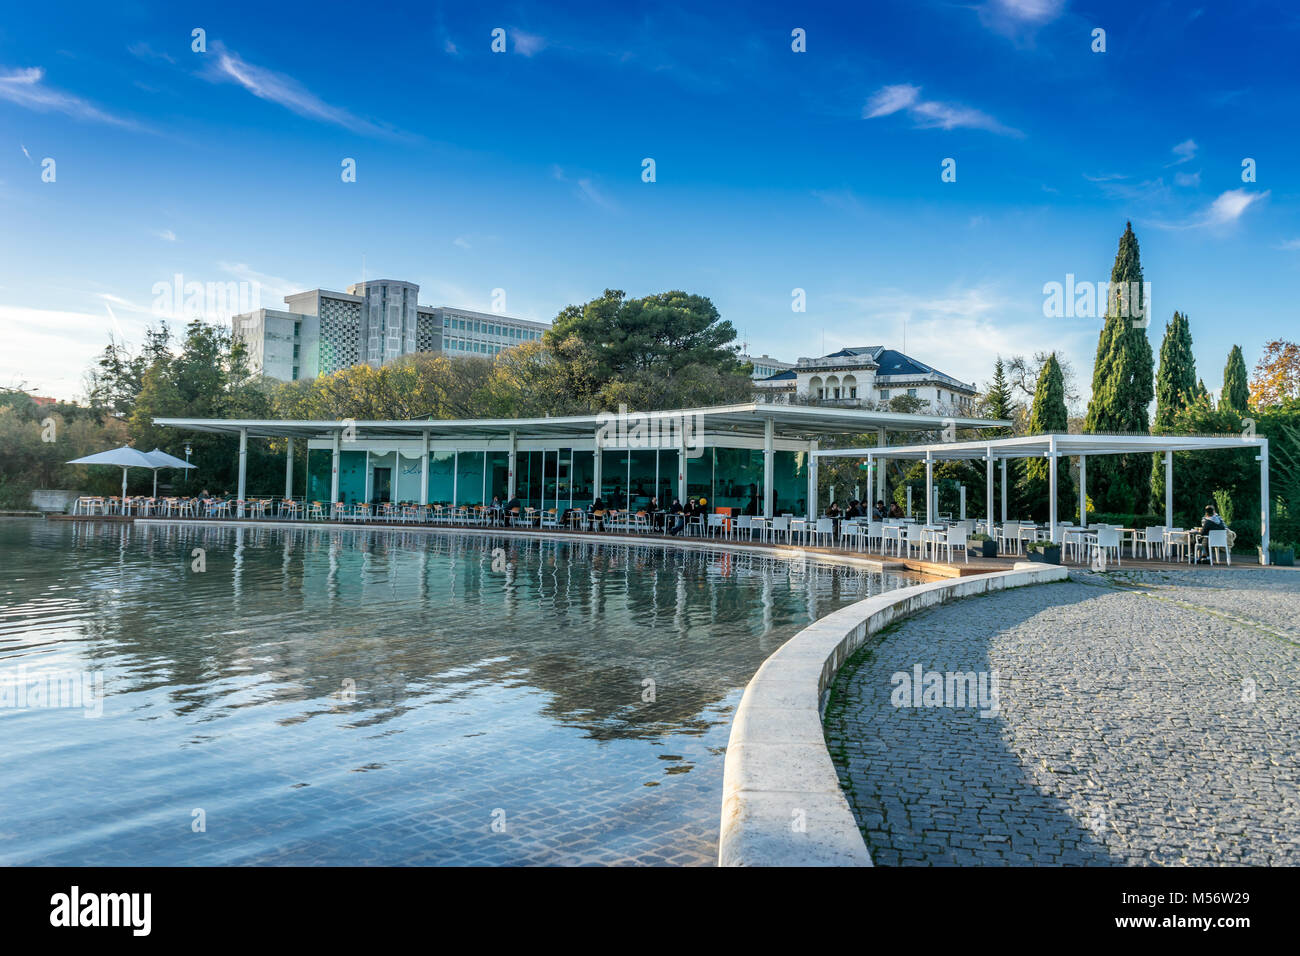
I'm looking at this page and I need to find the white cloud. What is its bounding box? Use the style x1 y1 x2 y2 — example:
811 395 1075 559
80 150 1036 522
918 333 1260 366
1152 188 1270 230
512 31 547 57
1278 238 1300 251
987 0 1066 22
1169 138 1198 164
207 45 403 139
863 84 919 118
20 143 32 162
453 237 471 249
863 83 1022 136
157 229 177 242
0 303 140 398
0 66 143 130
551 165 617 211
1174 170 1201 187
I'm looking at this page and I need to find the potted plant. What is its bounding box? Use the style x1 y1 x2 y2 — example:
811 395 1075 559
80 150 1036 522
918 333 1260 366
970 533 998 558
1025 540 1061 565
1267 541 1295 567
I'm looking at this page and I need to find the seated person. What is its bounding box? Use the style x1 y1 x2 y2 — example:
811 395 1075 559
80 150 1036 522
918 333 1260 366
825 501 842 519
589 497 606 531
1196 504 1227 562
888 502 905 519
504 495 521 526
667 498 685 535
845 499 862 519
872 500 887 521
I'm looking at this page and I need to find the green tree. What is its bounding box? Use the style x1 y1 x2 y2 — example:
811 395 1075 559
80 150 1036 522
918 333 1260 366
1018 353 1075 520
1153 312 1197 431
1083 222 1155 511
1221 344 1250 415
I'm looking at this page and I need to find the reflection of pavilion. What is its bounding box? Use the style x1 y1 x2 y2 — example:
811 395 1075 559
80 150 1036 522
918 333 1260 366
73 524 905 740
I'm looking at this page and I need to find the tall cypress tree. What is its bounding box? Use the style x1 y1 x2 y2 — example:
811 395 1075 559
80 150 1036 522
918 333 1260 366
1083 222 1155 511
984 357 1015 433
1019 353 1074 520
1221 345 1250 414
1153 311 1197 432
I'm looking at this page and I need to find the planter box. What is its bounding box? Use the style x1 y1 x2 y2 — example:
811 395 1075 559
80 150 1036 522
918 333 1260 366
977 540 998 558
1026 546 1062 565
1268 548 1295 567
30 490 79 513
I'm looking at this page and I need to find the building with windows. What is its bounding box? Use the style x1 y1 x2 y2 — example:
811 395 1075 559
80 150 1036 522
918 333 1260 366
753 346 978 414
234 278 549 381
738 353 794 379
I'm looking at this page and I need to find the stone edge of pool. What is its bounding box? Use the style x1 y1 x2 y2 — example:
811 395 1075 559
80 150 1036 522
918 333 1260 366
716 562 1070 867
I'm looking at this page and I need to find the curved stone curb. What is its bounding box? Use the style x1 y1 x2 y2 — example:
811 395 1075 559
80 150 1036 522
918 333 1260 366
718 562 1070 867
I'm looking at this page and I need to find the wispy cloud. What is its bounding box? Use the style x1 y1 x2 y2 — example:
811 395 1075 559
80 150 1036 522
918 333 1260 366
1168 138 1198 165
0 66 144 130
976 0 1068 38
512 30 548 57
551 165 617 211
1277 238 1300 251
863 83 1022 136
453 236 471 249
19 143 32 162
1152 188 1270 230
206 44 406 139
1174 170 1201 187
127 42 176 65
157 229 178 242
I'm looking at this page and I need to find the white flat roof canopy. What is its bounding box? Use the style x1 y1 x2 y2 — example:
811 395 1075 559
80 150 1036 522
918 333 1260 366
154 402 1010 442
816 432 1267 460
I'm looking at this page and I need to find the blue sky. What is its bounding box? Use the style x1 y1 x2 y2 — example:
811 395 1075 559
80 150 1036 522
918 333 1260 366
1 0 1297 403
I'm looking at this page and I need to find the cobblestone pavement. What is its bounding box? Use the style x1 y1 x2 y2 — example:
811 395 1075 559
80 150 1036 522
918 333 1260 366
823 568 1300 865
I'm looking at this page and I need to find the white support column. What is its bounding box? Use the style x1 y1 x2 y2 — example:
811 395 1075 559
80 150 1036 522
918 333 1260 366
452 450 459 506
1260 439 1270 566
1048 436 1058 542
807 441 819 519
420 431 430 505
959 485 966 521
1078 454 1087 526
1000 458 1008 522
866 456 874 509
1164 450 1173 529
507 429 517 500
284 437 294 501
985 450 994 527
763 417 775 520
677 434 687 504
364 450 371 504
875 427 887 504
906 486 913 518
594 435 604 503
924 451 934 524
237 427 248 518
330 429 341 511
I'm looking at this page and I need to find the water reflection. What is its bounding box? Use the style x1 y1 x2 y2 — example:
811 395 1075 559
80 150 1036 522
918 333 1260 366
0 519 921 865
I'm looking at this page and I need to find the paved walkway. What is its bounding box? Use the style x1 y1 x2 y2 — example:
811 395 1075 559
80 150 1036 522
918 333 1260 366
824 568 1300 865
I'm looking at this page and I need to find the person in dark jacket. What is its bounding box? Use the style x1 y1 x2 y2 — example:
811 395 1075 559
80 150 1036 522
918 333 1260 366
1196 504 1227 562
667 498 685 535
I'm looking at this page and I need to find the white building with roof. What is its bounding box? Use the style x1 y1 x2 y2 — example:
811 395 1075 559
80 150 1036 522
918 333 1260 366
754 346 977 415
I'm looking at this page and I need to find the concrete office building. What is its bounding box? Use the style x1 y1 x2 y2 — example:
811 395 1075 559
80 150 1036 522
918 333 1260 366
234 278 550 381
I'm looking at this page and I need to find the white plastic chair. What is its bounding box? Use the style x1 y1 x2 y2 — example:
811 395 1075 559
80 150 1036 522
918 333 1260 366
840 521 865 552
811 518 835 547
866 521 884 552
905 524 927 559
769 515 790 544
1137 526 1165 560
734 515 753 541
1207 529 1230 565
939 527 968 564
1095 527 1122 566
706 514 726 538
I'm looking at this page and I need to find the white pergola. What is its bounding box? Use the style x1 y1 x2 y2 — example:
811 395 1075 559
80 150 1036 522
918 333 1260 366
816 433 1272 565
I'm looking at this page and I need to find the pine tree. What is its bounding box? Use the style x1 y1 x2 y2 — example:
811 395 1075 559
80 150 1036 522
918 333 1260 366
1221 344 1250 415
984 357 1015 432
1153 312 1197 432
1083 222 1155 512
1018 354 1074 520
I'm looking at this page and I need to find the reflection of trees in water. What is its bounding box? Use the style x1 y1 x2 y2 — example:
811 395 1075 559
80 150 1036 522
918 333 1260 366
19 521 910 740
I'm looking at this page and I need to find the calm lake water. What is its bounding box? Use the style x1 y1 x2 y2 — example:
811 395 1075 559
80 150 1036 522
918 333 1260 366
0 518 920 865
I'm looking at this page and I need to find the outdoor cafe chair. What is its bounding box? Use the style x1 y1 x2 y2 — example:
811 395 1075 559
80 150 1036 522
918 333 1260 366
307 501 325 520
1094 527 1123 566
1206 529 1231 565
811 518 835 547
706 514 726 538
541 508 559 529
938 526 969 564
1163 528 1193 563
1137 526 1166 560
840 521 865 552
905 524 927 559
865 521 884 552
768 515 790 544
733 515 753 540
996 522 1022 554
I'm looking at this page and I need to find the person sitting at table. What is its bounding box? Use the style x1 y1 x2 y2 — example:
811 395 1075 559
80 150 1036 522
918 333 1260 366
825 501 842 519
667 498 685 535
845 499 863 519
489 495 504 525
504 494 521 526
888 502 905 519
646 496 662 530
1196 504 1227 563
589 497 606 531
872 500 887 521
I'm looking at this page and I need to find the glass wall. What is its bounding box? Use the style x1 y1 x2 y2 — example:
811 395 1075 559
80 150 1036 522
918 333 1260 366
571 451 594 509
601 450 628 508
395 452 423 502
773 450 807 516
455 451 485 506
307 448 331 502
686 448 713 504
713 448 763 514
429 451 455 504
657 449 679 505
486 451 510 503
628 449 657 510
520 451 543 510
338 450 366 504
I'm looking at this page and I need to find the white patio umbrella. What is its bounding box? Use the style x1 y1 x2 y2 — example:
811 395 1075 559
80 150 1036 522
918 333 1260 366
143 448 196 496
66 445 159 501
